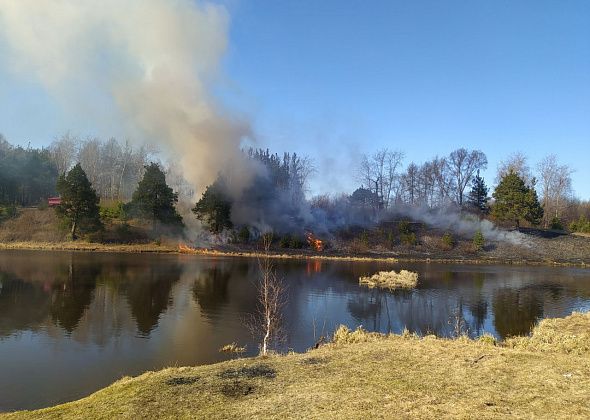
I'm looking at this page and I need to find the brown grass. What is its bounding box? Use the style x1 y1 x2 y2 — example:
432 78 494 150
505 311 590 355
0 208 67 242
0 241 177 253
359 269 419 290
4 312 589 419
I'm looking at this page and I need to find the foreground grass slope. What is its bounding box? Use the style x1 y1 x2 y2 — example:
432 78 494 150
5 313 590 419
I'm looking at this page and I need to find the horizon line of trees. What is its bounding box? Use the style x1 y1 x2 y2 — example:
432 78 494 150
351 147 585 230
1 132 589 234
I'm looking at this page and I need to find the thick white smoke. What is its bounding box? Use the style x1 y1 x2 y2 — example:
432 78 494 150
0 0 252 194
394 205 529 246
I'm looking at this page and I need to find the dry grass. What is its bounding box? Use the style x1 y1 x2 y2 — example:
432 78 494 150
4 312 589 419
219 343 247 355
359 269 419 290
0 241 177 253
505 311 590 355
0 208 67 242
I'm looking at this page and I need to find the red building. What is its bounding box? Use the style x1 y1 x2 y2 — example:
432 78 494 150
48 197 61 207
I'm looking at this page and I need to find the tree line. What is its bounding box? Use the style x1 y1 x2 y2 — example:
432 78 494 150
352 148 585 230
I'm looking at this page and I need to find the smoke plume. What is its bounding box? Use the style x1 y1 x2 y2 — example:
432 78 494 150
0 0 252 194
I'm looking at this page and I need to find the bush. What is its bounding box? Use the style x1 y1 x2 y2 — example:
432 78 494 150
569 216 590 233
441 232 455 250
478 334 497 346
279 234 291 248
289 235 305 249
0 205 17 222
398 220 411 235
238 226 250 243
400 232 417 246
473 230 485 251
100 201 126 222
549 217 564 230
37 200 49 211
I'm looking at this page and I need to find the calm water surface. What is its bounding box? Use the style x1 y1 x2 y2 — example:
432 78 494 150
1 250 590 411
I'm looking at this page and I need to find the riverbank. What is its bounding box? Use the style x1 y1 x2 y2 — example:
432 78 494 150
4 312 589 419
1 240 589 267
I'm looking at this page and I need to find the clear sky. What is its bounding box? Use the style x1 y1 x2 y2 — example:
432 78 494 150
0 0 589 197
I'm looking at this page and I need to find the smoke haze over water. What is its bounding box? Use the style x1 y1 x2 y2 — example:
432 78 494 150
0 0 253 195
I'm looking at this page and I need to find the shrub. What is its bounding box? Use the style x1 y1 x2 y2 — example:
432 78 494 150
100 201 126 222
400 232 417 246
473 230 485 251
289 235 305 249
549 217 564 230
398 220 411 235
441 232 455 250
478 334 497 346
332 325 382 344
279 234 291 248
569 216 590 233
360 230 369 246
0 205 17 223
386 229 395 248
37 200 49 211
238 226 250 243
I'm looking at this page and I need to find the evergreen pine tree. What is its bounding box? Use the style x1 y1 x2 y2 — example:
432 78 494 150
192 180 232 234
492 171 543 228
467 170 489 214
129 163 183 230
56 163 102 240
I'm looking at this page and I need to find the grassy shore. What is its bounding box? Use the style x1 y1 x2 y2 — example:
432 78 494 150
4 312 589 419
2 240 590 267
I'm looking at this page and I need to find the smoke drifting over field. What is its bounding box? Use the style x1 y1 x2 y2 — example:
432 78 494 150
0 0 252 194
394 206 528 246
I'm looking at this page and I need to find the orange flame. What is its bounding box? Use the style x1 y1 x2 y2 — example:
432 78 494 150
179 243 194 253
306 232 324 252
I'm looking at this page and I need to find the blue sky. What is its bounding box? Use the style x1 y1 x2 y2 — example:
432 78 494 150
0 0 589 197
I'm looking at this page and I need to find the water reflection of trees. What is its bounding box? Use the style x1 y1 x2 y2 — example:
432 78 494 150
50 260 100 332
122 264 182 336
0 273 51 336
0 253 184 338
192 267 231 318
493 287 544 339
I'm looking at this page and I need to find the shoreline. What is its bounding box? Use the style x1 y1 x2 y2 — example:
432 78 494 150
4 312 589 419
0 240 588 267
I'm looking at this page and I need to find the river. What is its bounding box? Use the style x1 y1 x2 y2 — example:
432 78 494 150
1 250 589 411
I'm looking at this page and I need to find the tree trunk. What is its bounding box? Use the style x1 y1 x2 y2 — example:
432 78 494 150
70 219 77 241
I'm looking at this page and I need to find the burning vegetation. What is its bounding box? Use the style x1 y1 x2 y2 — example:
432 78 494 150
306 231 325 252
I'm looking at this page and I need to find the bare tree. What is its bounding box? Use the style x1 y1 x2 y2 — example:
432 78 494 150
402 162 420 206
496 152 533 186
537 155 573 226
429 156 453 206
78 137 102 192
49 132 80 175
358 148 404 209
448 148 488 206
252 234 286 356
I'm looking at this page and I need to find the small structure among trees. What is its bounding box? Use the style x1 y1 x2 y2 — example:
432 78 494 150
492 171 543 228
56 164 102 240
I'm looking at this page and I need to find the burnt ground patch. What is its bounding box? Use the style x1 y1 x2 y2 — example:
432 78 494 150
218 364 276 380
165 376 200 386
220 381 255 397
299 357 329 365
